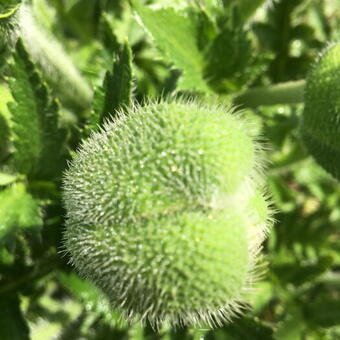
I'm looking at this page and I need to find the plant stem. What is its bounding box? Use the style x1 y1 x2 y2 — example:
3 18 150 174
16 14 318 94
19 5 92 110
233 80 306 108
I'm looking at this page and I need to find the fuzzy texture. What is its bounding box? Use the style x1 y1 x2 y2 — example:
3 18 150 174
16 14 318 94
301 42 340 179
63 100 272 328
18 4 92 109
0 2 20 69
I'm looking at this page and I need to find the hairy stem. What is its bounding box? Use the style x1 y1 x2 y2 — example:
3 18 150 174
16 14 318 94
18 5 92 110
233 80 306 107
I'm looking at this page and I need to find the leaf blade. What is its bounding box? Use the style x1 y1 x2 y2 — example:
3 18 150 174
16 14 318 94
8 39 66 179
91 40 133 128
0 183 42 241
132 0 209 91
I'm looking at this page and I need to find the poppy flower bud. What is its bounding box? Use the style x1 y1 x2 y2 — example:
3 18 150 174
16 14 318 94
301 43 340 179
63 100 272 328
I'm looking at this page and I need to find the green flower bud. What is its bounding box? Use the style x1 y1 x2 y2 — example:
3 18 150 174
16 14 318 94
301 43 340 179
63 100 272 328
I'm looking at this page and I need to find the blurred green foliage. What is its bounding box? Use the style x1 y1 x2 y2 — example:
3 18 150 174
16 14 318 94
0 0 339 339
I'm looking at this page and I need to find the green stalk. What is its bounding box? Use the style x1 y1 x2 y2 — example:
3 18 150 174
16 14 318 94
19 5 92 110
233 80 306 107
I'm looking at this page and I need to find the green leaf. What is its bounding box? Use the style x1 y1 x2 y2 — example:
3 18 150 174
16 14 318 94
60 0 98 40
205 316 274 340
0 112 10 161
0 1 21 19
236 0 266 21
8 39 66 179
304 291 340 328
221 0 266 21
57 312 86 340
0 1 21 71
98 13 120 55
63 0 79 13
0 84 13 120
273 256 333 286
132 0 209 91
58 272 102 306
0 172 17 186
0 182 42 240
0 294 30 340
90 87 105 129
91 41 133 128
204 16 253 92
58 272 126 328
275 304 305 340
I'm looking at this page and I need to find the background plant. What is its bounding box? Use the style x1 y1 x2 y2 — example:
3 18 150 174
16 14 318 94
0 0 339 339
